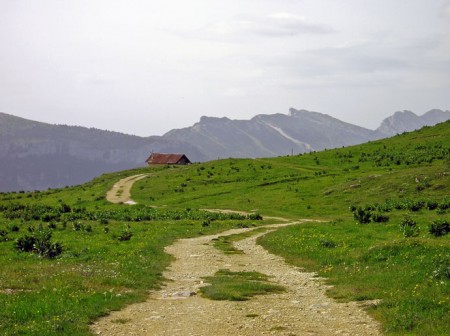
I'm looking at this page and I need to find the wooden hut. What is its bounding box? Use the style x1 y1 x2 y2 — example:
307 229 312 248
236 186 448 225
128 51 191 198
145 153 191 165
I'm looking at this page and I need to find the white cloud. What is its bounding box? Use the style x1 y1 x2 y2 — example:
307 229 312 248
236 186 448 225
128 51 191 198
441 2 450 18
0 0 448 135
223 87 247 97
188 12 334 41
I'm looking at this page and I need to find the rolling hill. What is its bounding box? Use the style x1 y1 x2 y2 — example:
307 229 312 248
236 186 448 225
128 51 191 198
0 121 449 335
1 108 449 192
0 112 206 192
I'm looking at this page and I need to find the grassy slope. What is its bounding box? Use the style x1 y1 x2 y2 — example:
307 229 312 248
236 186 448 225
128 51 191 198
0 121 449 335
132 121 450 219
0 169 263 334
131 121 449 335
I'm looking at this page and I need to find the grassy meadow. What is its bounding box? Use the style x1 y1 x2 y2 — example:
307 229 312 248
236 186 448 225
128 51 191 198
0 121 449 335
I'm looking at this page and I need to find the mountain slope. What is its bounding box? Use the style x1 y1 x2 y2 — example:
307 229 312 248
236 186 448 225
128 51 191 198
163 108 384 159
2 107 448 192
377 109 450 135
0 112 205 191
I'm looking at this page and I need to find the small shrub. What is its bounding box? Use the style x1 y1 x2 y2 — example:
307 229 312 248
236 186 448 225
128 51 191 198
438 197 450 210
319 239 337 248
353 207 371 224
117 225 133 241
59 202 71 213
371 212 389 223
72 222 83 231
0 230 10 242
400 215 420 238
15 234 35 252
17 229 63 258
41 212 58 222
416 182 429 191
248 213 263 221
117 231 133 241
425 200 439 210
431 254 450 280
47 221 57 229
408 200 425 212
429 219 450 237
7 224 20 232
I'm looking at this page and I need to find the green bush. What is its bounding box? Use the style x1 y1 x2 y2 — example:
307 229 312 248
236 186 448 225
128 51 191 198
429 219 449 237
14 229 63 258
319 239 337 248
0 229 10 242
7 224 20 232
431 254 450 280
352 207 371 224
371 212 389 223
248 213 263 220
15 234 35 252
400 215 420 238
117 225 133 241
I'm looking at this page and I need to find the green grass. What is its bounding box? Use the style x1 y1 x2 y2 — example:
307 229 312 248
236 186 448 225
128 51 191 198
130 122 450 220
199 269 285 301
212 227 269 254
258 216 449 335
0 218 258 335
0 120 449 335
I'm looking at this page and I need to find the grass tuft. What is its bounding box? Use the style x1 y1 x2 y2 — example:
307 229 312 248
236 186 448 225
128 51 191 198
200 269 285 301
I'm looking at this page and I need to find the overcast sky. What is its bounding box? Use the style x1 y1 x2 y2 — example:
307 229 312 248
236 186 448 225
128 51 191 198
1 0 449 136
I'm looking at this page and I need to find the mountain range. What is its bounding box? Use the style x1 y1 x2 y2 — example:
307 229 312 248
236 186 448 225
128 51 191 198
1 108 449 192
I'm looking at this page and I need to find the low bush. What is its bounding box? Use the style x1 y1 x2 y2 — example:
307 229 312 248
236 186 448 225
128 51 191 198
371 212 389 223
400 215 420 238
352 207 371 224
429 219 450 237
431 254 450 280
117 225 133 241
319 239 337 248
0 229 10 242
14 228 63 258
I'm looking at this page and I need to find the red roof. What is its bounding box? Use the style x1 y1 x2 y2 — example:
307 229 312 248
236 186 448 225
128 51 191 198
145 153 191 164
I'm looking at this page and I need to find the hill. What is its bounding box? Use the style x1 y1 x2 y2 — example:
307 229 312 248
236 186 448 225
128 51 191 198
0 121 449 335
0 112 205 192
134 120 450 218
1 108 449 192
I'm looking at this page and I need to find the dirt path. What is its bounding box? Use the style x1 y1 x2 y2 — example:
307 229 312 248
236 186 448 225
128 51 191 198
91 222 381 336
106 174 149 204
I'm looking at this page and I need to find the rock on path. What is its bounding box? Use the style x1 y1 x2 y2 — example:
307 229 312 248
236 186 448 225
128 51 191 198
91 223 381 336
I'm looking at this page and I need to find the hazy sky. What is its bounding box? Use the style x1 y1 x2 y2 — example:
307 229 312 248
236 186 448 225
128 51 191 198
1 0 449 136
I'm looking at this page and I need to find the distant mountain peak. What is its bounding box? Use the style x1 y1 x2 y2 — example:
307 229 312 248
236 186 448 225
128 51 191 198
288 108 312 116
199 116 231 123
393 110 416 116
163 108 382 160
377 109 450 135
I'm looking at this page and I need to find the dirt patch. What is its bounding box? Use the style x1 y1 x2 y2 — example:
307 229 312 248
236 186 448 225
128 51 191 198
105 174 148 204
91 222 381 335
